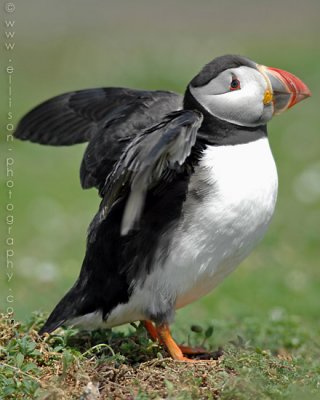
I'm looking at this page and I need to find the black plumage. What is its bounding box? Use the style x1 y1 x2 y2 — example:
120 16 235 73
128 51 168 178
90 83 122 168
189 54 256 87
35 109 203 333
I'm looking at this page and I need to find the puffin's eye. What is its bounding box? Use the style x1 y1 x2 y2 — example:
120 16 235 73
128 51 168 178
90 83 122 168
230 78 241 91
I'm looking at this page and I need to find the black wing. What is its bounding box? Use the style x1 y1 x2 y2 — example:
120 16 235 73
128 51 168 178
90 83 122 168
14 88 182 190
98 109 203 236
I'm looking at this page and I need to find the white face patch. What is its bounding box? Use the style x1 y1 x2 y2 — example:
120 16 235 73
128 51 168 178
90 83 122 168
190 66 274 127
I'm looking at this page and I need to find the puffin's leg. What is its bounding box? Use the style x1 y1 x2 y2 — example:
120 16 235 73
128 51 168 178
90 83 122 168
144 320 159 341
144 320 207 355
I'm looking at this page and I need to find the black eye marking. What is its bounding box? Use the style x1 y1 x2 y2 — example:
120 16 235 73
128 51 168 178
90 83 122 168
230 77 241 91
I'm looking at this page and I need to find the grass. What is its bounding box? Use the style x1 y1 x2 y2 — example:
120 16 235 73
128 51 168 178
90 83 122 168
1 1 320 398
1 312 319 399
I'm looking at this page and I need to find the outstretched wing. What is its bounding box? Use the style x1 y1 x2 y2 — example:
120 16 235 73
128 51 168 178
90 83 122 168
14 87 182 190
100 109 203 235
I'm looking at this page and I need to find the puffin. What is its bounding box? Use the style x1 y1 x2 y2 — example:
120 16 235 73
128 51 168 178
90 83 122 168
15 55 311 361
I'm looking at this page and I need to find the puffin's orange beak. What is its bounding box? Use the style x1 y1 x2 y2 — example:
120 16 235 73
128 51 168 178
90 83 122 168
257 65 311 115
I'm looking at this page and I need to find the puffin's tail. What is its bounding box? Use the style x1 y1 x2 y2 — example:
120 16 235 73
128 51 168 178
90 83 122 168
38 283 83 335
38 310 66 335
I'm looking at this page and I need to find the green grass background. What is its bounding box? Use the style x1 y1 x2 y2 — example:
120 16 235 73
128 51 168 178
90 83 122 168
0 1 319 396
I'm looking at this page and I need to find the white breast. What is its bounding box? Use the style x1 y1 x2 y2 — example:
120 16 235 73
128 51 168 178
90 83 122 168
133 137 278 317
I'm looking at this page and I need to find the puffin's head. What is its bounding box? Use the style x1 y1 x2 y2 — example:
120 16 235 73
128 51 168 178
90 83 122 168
185 54 311 127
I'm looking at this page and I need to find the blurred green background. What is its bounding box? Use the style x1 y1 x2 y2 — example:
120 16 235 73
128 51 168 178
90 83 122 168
0 0 319 339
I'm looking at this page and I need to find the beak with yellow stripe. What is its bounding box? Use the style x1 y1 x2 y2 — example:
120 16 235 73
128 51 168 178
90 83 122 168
257 64 312 114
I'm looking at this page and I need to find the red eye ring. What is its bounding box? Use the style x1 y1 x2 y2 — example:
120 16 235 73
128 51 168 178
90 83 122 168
230 78 241 91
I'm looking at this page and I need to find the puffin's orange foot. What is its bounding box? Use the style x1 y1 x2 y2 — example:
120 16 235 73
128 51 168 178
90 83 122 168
155 323 212 362
143 320 209 358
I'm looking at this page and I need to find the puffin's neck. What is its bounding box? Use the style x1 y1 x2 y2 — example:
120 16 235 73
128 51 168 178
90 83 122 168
183 86 268 146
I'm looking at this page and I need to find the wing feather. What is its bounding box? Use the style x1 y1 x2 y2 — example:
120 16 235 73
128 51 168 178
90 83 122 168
14 87 182 190
101 110 203 235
